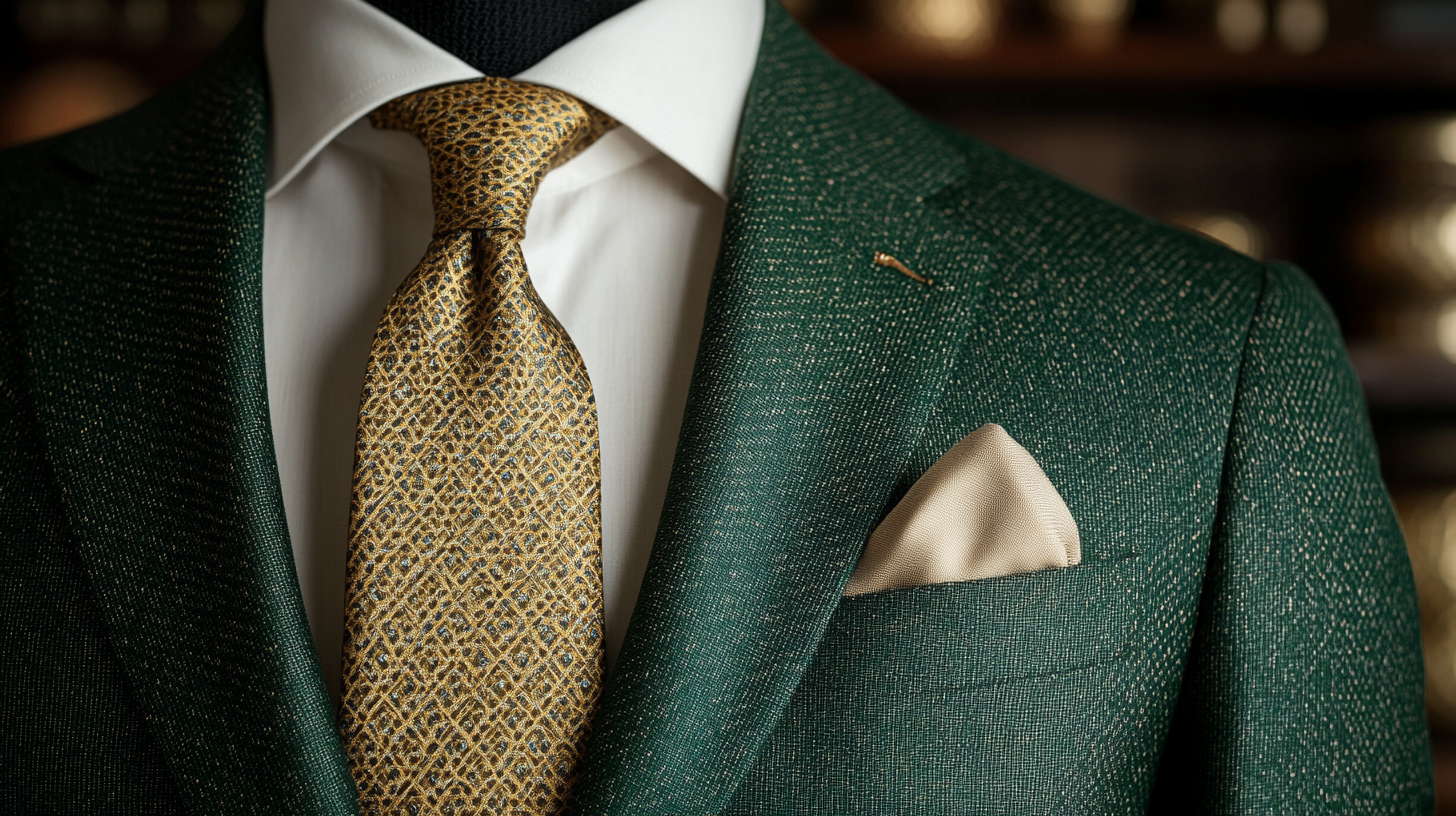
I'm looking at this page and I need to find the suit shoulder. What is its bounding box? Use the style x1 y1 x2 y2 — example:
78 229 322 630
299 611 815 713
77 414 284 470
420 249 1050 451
929 124 1268 348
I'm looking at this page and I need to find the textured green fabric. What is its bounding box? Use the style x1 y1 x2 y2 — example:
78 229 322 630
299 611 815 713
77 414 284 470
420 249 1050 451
0 9 356 816
0 1 1432 813
0 270 184 813
1148 262 1433 813
576 5 1432 814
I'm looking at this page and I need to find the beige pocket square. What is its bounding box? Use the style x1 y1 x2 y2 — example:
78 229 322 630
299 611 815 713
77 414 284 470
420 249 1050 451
844 424 1080 596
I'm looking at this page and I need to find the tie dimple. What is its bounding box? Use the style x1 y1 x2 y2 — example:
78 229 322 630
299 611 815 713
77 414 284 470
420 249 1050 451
371 77 615 235
338 77 616 816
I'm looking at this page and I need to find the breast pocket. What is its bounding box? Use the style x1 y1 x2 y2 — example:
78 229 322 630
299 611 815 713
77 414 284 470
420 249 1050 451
824 553 1138 689
725 554 1143 816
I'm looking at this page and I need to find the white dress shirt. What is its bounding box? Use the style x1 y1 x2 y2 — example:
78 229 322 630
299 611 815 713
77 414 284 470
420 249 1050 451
262 0 762 701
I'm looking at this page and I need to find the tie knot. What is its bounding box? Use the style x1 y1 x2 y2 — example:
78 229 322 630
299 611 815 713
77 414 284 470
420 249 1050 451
371 78 616 236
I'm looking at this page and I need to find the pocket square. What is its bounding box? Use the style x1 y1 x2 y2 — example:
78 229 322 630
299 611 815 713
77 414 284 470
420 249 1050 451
844 424 1080 596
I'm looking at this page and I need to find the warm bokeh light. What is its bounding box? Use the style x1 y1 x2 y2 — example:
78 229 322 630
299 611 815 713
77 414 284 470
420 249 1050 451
873 0 1000 53
1274 0 1328 54
1361 196 1456 292
1396 490 1456 730
1171 212 1269 260
0 59 150 148
1047 0 1132 50
1216 0 1268 52
1439 121 1456 165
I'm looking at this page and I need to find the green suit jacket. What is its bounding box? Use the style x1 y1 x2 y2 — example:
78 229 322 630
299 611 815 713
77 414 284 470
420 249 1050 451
0 4 1433 814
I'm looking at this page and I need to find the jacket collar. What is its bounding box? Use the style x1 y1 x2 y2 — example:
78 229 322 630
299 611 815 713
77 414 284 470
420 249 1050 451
16 9 357 815
573 3 984 813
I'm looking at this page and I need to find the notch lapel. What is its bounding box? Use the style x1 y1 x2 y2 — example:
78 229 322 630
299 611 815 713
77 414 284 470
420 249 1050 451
7 10 356 814
574 4 987 813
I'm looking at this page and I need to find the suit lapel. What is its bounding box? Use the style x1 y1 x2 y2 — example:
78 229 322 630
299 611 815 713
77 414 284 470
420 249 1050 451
8 10 356 814
574 4 987 813
8 4 984 812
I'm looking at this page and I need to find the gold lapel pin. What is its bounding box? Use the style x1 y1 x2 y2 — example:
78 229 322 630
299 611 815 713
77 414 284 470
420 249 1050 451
874 251 933 287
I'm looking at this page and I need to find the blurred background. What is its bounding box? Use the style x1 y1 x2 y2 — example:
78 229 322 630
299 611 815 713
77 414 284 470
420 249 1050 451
4 0 1456 804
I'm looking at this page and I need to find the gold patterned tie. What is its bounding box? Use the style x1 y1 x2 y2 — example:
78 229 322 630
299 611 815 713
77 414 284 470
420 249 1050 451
338 78 616 816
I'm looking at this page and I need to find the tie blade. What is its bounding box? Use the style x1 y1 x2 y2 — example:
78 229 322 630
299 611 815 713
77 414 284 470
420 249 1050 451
344 79 606 816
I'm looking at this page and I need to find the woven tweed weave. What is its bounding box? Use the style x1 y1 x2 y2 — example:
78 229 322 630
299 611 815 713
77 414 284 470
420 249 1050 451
337 78 615 816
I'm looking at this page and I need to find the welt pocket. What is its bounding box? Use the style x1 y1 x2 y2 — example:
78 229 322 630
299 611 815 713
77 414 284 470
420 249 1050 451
819 554 1139 689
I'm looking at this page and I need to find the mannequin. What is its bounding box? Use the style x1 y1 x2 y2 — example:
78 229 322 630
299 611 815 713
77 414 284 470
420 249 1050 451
362 0 646 77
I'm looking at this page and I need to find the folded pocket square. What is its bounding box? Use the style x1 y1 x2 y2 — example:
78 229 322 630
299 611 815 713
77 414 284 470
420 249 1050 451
844 423 1081 596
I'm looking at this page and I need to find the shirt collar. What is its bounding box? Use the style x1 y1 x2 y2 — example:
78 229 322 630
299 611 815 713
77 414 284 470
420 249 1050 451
264 0 762 200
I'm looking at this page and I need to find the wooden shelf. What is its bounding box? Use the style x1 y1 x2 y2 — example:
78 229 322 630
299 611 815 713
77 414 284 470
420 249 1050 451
814 29 1456 87
810 29 1456 114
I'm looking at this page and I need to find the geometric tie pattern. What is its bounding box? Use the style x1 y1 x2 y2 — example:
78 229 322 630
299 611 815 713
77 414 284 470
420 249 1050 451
337 78 617 816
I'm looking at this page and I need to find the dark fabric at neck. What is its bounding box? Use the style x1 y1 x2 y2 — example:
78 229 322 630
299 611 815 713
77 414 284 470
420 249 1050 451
362 0 644 78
